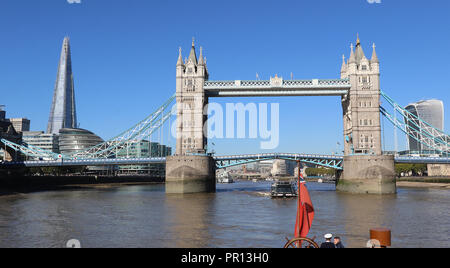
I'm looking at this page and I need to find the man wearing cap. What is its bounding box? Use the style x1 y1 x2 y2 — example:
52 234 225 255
320 234 336 248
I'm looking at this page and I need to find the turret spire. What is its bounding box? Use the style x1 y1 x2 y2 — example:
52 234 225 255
354 34 366 63
188 37 198 65
341 54 347 73
177 47 183 66
349 43 356 64
198 46 204 65
371 43 379 63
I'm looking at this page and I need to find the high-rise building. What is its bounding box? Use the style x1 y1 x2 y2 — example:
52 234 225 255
47 37 77 135
8 118 30 133
405 100 444 153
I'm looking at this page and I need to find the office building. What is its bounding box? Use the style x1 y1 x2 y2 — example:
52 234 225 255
116 140 172 175
405 100 444 153
8 118 30 133
22 131 60 155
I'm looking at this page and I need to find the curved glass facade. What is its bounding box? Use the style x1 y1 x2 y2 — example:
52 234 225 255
405 100 444 153
58 128 103 155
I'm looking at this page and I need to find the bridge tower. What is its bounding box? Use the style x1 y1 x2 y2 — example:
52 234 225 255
175 39 208 155
338 36 396 194
166 40 216 194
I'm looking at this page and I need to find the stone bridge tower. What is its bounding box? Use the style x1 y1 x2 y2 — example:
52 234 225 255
175 40 208 156
166 40 216 194
338 36 396 194
341 36 382 156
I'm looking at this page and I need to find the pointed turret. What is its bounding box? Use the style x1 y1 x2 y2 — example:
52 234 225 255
341 54 347 72
198 46 204 65
371 43 379 63
341 55 348 79
354 34 366 63
349 43 356 64
188 38 198 65
177 47 184 66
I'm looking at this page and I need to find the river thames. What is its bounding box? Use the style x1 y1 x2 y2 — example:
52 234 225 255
0 181 448 248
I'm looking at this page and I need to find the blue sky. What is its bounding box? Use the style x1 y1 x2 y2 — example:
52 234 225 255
1 0 449 155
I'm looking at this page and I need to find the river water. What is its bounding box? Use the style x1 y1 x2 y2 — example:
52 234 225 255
0 181 448 248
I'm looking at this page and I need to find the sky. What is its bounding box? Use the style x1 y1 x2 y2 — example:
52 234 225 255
1 0 449 155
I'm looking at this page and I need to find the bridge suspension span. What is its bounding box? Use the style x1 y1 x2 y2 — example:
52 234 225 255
380 91 450 156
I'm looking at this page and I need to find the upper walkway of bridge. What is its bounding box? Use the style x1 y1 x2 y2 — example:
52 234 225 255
204 78 351 97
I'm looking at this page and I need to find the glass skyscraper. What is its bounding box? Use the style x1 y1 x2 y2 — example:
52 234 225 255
47 37 77 135
405 100 444 153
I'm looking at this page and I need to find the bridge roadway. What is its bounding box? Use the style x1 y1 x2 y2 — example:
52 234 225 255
2 153 450 168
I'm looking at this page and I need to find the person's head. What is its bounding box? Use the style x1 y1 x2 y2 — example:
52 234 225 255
334 237 341 244
324 233 333 241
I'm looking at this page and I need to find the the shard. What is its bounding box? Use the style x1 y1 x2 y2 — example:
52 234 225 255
47 37 77 134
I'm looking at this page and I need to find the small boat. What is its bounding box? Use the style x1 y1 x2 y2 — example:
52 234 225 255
217 171 234 184
271 181 298 198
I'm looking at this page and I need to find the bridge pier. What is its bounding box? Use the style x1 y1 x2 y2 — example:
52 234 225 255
336 155 396 194
165 155 216 194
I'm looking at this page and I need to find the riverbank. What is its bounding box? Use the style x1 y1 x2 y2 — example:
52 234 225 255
396 177 450 189
0 175 164 196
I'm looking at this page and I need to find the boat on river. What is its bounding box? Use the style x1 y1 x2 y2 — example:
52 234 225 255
271 181 298 198
217 171 234 184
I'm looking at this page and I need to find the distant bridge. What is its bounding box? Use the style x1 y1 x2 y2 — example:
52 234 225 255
214 153 344 170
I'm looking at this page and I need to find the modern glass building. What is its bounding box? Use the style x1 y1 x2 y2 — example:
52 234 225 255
47 37 78 135
58 128 103 156
405 100 444 154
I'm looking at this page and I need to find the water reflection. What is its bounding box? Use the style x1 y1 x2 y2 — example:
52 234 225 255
0 182 448 248
165 193 216 248
337 193 397 248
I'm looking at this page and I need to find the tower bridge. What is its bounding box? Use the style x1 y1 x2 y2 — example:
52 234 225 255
167 36 395 194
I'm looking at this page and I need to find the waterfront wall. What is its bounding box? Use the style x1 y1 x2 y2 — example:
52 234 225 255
0 175 163 193
427 164 450 177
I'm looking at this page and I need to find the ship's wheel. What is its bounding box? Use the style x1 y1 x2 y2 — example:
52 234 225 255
284 237 319 248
